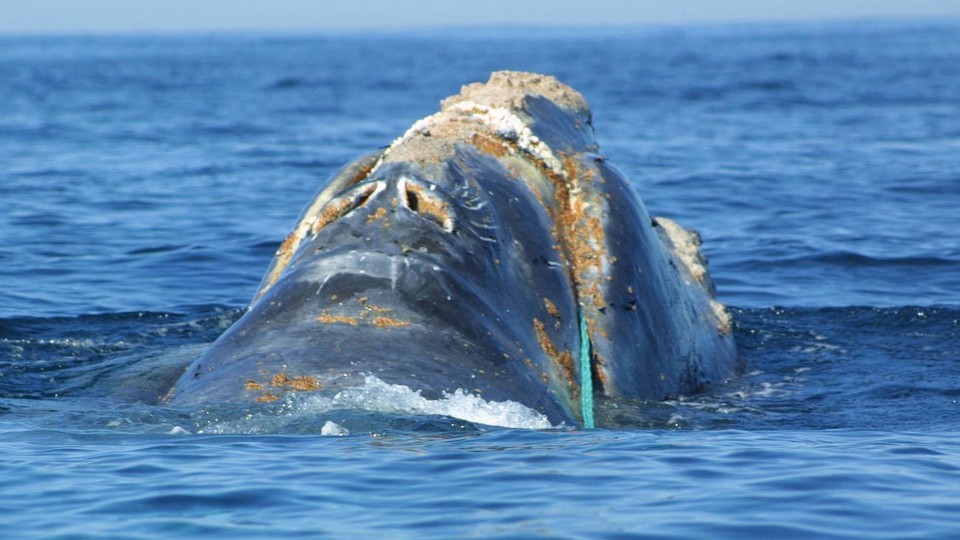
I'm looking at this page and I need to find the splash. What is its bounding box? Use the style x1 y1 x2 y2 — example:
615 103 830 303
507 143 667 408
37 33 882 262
319 375 554 430
194 375 554 434
320 421 349 436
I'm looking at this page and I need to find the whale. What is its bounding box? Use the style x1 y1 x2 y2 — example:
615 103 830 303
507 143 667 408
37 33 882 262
168 71 737 426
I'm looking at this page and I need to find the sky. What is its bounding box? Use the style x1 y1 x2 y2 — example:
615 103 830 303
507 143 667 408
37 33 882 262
1 0 959 34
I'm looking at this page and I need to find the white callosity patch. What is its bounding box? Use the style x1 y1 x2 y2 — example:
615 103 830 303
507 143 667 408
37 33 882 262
653 217 709 286
451 102 565 175
371 101 565 177
653 216 732 334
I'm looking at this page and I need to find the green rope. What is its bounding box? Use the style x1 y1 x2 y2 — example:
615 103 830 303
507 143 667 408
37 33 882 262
578 311 595 429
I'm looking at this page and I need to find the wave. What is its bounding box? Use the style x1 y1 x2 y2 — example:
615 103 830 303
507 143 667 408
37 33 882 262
757 251 959 268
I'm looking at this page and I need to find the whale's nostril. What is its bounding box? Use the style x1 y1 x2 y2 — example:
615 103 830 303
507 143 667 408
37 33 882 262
312 177 456 235
401 179 455 233
405 187 421 213
354 184 376 208
311 182 381 233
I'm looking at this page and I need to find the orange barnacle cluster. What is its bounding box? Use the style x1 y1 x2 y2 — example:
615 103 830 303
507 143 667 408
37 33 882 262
543 298 561 318
270 373 322 392
533 318 577 395
253 231 300 302
471 132 510 158
558 152 609 314
315 297 411 330
317 311 360 326
245 372 323 403
366 206 388 224
372 316 412 329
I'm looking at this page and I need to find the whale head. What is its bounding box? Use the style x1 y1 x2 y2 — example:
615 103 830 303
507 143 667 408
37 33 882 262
169 72 737 427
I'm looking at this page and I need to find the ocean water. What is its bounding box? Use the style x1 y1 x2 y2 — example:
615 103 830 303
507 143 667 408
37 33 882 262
2 20 960 538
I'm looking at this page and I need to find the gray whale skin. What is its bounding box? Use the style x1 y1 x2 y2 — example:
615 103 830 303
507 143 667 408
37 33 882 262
169 71 737 426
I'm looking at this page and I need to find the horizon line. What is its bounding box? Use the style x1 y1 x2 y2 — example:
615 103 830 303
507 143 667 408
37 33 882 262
1 15 956 38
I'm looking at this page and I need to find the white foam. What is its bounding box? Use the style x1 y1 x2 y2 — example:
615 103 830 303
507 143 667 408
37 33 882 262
197 375 555 433
308 375 554 430
320 420 349 436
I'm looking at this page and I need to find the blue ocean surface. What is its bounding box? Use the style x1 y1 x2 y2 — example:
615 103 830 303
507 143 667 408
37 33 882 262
2 20 960 538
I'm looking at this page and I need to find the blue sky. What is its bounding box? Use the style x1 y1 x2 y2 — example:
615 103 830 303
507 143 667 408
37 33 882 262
1 0 959 34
